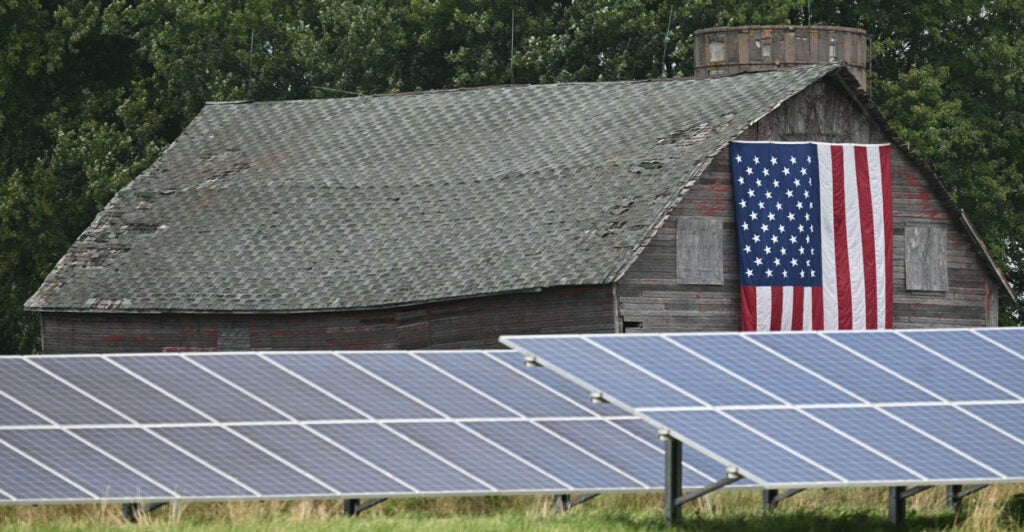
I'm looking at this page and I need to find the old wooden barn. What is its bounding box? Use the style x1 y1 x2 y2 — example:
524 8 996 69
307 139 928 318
25 26 1012 353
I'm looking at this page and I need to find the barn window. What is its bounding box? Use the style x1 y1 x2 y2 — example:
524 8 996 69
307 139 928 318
905 225 948 292
676 217 723 285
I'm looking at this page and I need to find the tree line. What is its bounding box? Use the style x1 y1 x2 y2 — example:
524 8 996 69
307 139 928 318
2 0 1022 353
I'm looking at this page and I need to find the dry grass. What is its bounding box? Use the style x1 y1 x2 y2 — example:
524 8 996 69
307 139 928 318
2 485 1024 530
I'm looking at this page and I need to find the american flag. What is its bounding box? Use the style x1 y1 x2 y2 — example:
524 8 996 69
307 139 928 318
730 141 892 331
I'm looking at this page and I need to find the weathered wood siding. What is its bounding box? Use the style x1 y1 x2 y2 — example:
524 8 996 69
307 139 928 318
617 79 1000 331
40 285 614 353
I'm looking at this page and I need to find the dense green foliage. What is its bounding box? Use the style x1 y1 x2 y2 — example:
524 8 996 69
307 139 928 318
2 1 1021 352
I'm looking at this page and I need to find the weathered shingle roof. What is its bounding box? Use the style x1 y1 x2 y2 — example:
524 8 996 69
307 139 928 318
27 65 843 313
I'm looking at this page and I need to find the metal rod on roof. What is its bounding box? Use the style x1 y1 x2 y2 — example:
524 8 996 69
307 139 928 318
510 4 516 85
661 4 674 77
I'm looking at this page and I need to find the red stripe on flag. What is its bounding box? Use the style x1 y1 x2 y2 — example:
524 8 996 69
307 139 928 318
770 286 783 331
831 145 853 329
792 286 804 330
855 146 878 329
740 285 758 331
812 286 825 330
881 146 894 328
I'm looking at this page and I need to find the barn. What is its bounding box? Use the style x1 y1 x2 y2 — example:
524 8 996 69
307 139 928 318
25 26 1012 353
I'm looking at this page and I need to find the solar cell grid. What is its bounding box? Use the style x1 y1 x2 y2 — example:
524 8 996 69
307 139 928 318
509 337 701 408
591 336 779 406
669 334 859 405
0 359 128 425
341 353 516 418
0 429 171 499
190 355 364 421
33 357 208 424
391 422 566 491
501 327 1024 490
113 356 286 423
0 348 741 507
825 331 1012 401
901 330 1024 398
267 353 438 419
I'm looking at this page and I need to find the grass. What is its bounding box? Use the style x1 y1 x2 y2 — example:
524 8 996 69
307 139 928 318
3 486 1024 530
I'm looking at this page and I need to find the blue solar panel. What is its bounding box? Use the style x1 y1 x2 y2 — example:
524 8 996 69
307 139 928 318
591 336 780 406
190 355 364 421
0 349 707 506
33 358 207 424
508 337 701 408
503 327 1024 490
669 334 859 404
74 428 252 498
0 360 128 425
0 441 92 501
267 353 439 419
978 328 1024 355
727 409 920 483
539 420 663 487
115 356 286 422
234 424 410 495
488 351 626 416
312 423 489 492
644 410 841 485
748 333 934 402
964 404 1024 440
0 395 48 426
825 332 1012 401
391 422 566 491
423 351 590 417
154 426 332 497
464 420 644 490
342 353 515 418
884 406 1024 477
0 430 171 499
807 407 996 480
902 330 1024 397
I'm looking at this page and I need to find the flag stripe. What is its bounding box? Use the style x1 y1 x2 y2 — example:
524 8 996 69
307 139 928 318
792 285 804 330
770 286 783 331
843 145 867 329
818 145 839 330
741 285 757 331
855 146 878 329
757 286 772 331
881 146 894 328
866 146 887 328
831 145 853 329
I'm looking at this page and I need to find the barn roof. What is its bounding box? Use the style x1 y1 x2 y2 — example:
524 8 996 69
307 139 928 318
24 64 1009 313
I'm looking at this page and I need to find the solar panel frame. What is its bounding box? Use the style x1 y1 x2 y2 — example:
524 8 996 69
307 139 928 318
501 327 1024 490
0 349 708 506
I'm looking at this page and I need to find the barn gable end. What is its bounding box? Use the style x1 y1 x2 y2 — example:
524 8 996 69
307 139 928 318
617 77 1003 332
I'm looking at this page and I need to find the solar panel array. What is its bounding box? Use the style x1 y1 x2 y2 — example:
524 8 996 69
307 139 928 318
0 349 736 505
502 328 1024 489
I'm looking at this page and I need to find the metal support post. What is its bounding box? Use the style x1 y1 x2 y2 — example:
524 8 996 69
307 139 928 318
947 485 962 510
664 436 682 525
763 488 804 510
343 498 386 517
947 484 988 509
554 493 600 512
889 486 906 526
121 502 168 523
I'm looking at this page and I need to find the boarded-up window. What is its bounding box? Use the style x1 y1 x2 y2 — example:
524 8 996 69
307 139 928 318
905 225 948 291
676 217 723 285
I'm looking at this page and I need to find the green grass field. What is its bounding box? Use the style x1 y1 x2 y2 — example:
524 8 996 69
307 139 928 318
3 486 1024 531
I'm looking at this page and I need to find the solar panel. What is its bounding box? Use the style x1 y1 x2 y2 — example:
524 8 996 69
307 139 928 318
502 327 1024 490
0 349 733 507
